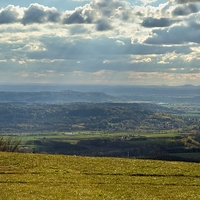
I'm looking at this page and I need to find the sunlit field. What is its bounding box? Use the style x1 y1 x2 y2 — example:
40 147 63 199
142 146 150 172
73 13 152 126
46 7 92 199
1 152 200 200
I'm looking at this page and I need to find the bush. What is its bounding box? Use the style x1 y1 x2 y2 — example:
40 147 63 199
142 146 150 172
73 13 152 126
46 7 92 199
0 136 21 152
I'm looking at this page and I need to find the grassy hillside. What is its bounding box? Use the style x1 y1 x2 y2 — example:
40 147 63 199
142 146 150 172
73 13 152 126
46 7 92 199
1 153 200 199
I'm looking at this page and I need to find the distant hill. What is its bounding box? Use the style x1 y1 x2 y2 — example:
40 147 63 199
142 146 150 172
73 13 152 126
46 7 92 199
0 90 123 104
1 84 200 103
0 102 197 133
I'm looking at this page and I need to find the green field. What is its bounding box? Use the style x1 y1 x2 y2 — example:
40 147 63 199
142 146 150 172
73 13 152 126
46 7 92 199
1 152 200 200
165 103 200 118
16 131 185 143
172 153 200 160
6 131 199 161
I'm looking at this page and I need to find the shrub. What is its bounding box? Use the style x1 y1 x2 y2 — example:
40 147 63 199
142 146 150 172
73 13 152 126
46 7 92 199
0 136 21 152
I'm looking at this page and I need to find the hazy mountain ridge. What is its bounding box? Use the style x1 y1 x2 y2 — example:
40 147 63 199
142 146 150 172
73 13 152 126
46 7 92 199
0 90 123 104
0 84 200 103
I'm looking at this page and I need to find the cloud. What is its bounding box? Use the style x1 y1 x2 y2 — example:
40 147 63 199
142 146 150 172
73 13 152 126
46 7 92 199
63 0 133 26
144 24 200 44
141 17 175 27
189 21 200 30
175 0 200 4
63 7 94 24
24 36 191 66
90 0 128 18
96 19 112 31
116 40 125 45
140 0 157 6
1 0 200 86
70 25 90 35
63 11 86 24
73 0 90 2
0 0 130 32
172 4 198 16
22 4 61 25
0 5 20 24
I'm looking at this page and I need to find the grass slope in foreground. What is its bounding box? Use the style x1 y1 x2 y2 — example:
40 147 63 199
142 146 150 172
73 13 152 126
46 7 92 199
1 153 200 200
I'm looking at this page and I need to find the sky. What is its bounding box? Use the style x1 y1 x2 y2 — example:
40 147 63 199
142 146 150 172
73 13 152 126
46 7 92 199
0 0 200 86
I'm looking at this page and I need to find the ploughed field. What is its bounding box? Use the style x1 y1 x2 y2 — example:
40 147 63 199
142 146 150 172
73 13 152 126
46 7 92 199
1 152 200 199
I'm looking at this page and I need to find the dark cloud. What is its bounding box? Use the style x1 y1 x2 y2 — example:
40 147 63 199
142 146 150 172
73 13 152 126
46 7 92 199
90 0 133 21
91 0 125 18
96 19 112 31
144 24 200 45
63 8 93 24
125 43 191 55
172 4 198 16
0 5 19 24
47 10 61 23
189 21 200 30
176 0 200 4
141 17 174 28
22 4 61 25
63 11 85 24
